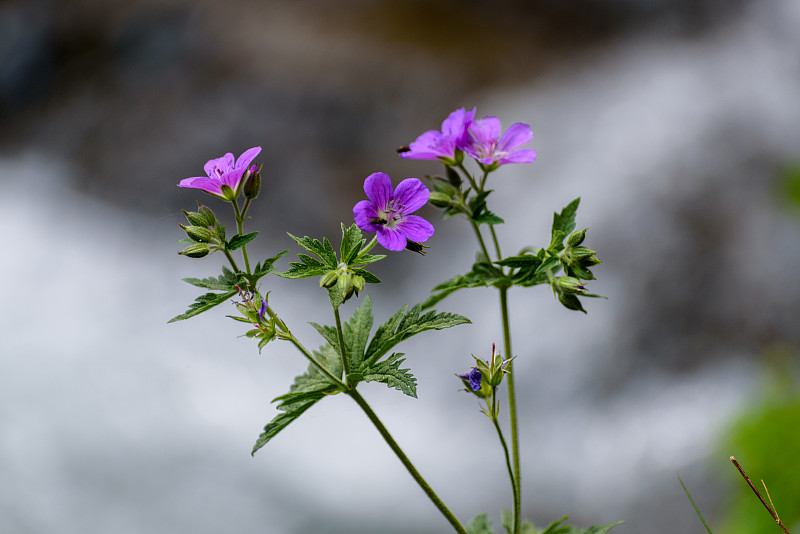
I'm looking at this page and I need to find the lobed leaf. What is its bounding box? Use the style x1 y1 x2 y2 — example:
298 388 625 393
168 290 238 322
360 353 417 398
551 197 580 248
182 266 240 291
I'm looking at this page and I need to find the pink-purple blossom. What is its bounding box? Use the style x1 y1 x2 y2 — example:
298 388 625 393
353 172 434 252
460 117 536 168
179 147 261 199
399 108 475 163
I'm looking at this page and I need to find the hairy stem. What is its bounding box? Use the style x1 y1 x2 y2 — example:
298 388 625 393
491 391 519 527
348 389 468 534
333 306 352 387
231 199 252 274
499 287 521 534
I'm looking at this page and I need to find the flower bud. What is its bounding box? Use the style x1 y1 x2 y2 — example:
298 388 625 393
183 210 209 227
243 165 261 200
197 204 217 227
566 228 587 247
352 275 365 293
556 276 587 295
180 224 215 243
428 191 452 208
405 240 429 255
319 270 339 289
179 243 210 258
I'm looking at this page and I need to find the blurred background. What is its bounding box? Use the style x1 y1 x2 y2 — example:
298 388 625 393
2 0 800 533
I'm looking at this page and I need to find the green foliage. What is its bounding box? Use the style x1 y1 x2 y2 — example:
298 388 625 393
550 197 580 251
252 296 470 453
227 231 259 251
718 366 800 534
169 251 287 322
168 290 238 323
468 190 505 226
422 255 510 310
279 224 384 307
252 343 342 454
468 512 621 534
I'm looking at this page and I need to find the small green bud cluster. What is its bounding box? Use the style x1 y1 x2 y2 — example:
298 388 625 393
559 228 602 281
231 288 285 352
320 262 365 303
243 165 261 200
178 204 226 258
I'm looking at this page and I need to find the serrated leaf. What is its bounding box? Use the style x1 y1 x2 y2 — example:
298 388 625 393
340 223 365 264
467 513 495 534
168 290 238 322
551 197 580 247
352 252 386 266
227 231 259 251
182 266 240 291
287 233 339 267
352 268 380 284
360 353 417 398
252 344 343 454
422 260 508 309
473 211 505 225
364 303 470 365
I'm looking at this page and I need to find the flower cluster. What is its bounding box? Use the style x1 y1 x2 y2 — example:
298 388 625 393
400 107 536 170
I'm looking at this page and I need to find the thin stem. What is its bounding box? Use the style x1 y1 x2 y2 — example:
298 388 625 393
231 199 252 274
223 249 241 274
730 456 791 534
348 389 468 534
489 225 503 261
333 306 352 388
500 287 521 534
282 329 347 390
491 392 519 531
471 222 492 261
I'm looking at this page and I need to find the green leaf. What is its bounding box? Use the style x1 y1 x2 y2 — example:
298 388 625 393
227 231 259 251
551 197 580 248
364 302 470 365
252 343 343 454
339 223 364 265
182 266 240 291
501 510 538 534
168 290 238 322
562 522 625 534
352 252 386 267
467 513 495 534
279 253 329 279
473 211 505 225
422 260 509 309
361 353 417 397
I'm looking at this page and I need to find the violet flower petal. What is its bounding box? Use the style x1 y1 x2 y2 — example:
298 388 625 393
498 123 533 152
376 227 407 251
353 199 381 232
363 172 393 209
396 215 434 243
392 178 429 213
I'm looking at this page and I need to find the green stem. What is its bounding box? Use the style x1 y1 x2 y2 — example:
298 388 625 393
333 306 352 387
499 287 521 534
470 222 492 261
231 199 252 274
490 392 519 527
489 225 503 261
223 249 241 274
348 389 468 534
281 327 347 390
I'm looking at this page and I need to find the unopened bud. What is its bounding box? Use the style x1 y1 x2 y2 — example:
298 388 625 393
556 276 587 295
243 165 261 200
428 191 452 208
405 240 430 255
180 224 215 243
320 271 339 289
352 275 365 293
183 210 209 227
179 243 210 258
197 204 217 227
566 228 587 247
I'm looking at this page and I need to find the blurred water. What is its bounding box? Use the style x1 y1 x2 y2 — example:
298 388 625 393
2 1 800 533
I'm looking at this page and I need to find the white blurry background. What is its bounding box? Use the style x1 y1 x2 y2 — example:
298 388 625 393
2 1 800 533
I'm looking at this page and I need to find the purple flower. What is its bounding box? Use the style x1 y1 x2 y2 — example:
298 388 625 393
399 107 475 163
178 147 261 199
460 117 536 168
353 172 434 252
459 368 482 392
258 298 268 322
